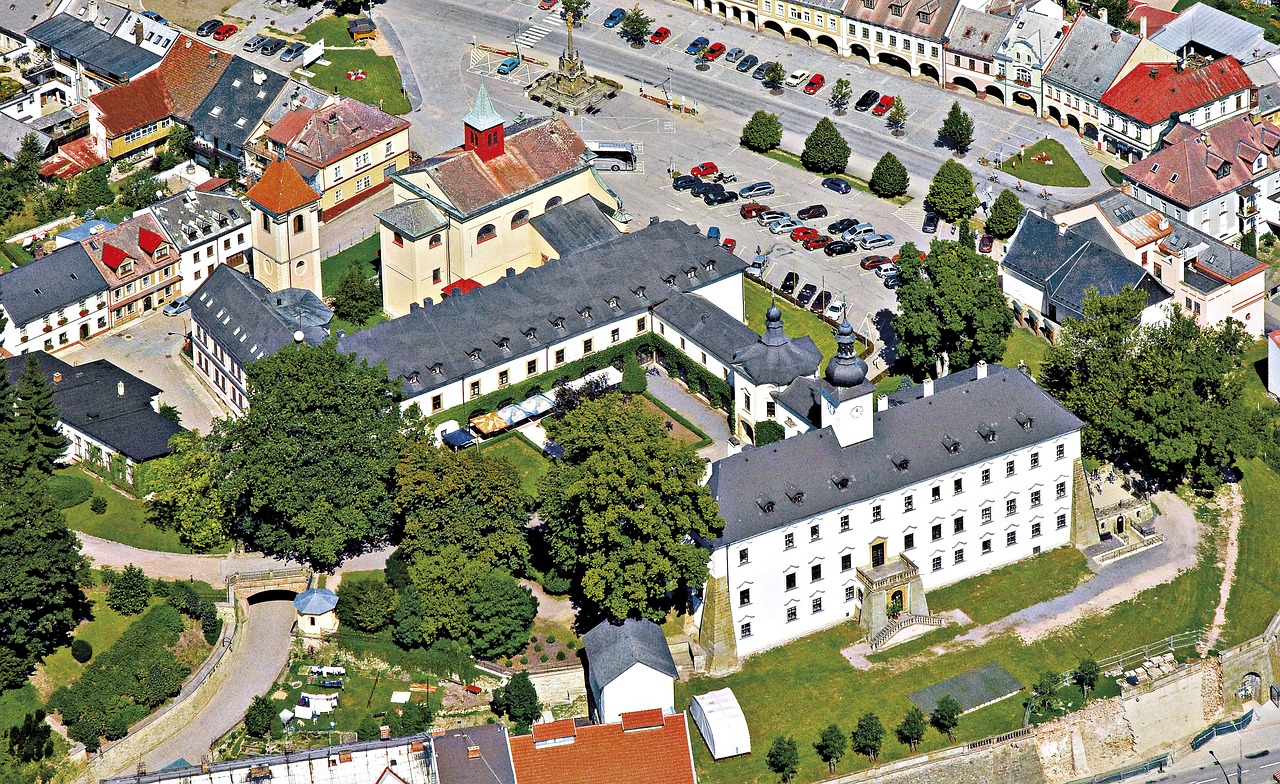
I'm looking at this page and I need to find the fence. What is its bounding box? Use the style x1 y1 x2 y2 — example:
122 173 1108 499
1066 753 1171 784
1095 629 1204 673
1190 709 1254 750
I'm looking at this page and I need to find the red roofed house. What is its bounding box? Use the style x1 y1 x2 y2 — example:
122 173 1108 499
1100 57 1253 162
377 82 628 318
80 213 183 327
246 158 323 297
1120 114 1280 243
1126 0 1178 38
508 711 697 784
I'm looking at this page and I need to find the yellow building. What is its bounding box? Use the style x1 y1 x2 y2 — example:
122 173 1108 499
246 158 324 298
262 95 412 222
86 69 172 160
377 83 628 319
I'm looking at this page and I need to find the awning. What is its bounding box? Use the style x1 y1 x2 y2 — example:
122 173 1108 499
519 393 556 417
442 429 476 449
469 411 509 434
495 403 531 427
543 441 565 459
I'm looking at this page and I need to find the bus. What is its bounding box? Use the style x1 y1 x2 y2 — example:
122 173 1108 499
586 141 637 171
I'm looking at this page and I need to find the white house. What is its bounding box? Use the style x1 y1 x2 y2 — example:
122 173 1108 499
0 243 110 356
582 619 679 725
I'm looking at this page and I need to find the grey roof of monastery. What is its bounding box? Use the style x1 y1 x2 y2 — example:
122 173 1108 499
0 243 107 327
376 199 448 240
188 265 330 369
707 363 1083 545
337 220 747 394
947 8 1015 59
772 375 876 430
1042 13 1139 101
528 195 620 256
583 619 679 698
1149 2 1278 63
730 305 823 387
653 291 760 368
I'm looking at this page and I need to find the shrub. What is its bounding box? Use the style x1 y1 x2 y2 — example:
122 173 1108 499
740 110 783 153
519 655 529 665
755 420 785 446
540 653 549 662
566 640 577 650
556 650 566 661
70 639 92 663
47 474 93 509
244 695 274 738
534 643 543 652
546 635 556 644
107 565 152 615
90 495 108 514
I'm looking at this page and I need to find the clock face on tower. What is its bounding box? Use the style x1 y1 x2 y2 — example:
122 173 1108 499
851 406 864 417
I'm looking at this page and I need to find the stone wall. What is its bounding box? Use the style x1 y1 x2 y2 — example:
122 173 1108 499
529 664 587 706
1036 699 1136 782
1121 660 1218 754
824 735 1045 784
1219 635 1279 716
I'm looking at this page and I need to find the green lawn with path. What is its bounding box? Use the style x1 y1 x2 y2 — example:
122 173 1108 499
925 547 1093 626
744 277 870 373
1000 327 1050 381
298 15 360 44
294 16 411 116
57 467 194 554
482 432 551 499
998 139 1089 188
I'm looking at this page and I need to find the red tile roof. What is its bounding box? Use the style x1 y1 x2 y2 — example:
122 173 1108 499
156 35 233 122
195 177 231 192
1101 57 1252 125
265 107 317 148
82 213 174 283
1269 329 1280 349
89 70 172 138
1126 0 1179 36
39 136 108 179
266 97 408 166
101 243 130 271
619 709 664 730
531 719 577 743
441 278 482 297
137 227 166 255
1122 116 1280 208
509 713 696 784
247 158 321 215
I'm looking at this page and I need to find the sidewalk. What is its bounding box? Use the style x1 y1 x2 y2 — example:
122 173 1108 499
645 372 731 461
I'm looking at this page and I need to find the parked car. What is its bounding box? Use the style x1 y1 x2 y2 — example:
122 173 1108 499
725 47 745 63
821 177 851 194
685 36 710 54
781 272 799 294
497 56 521 75
854 89 879 111
884 274 901 289
141 10 168 24
740 181 775 198
212 24 238 41
872 94 896 116
722 238 737 252
690 161 719 177
874 263 900 278
803 74 826 94
243 34 270 51
803 234 833 251
796 283 818 306
704 42 727 60
649 26 671 44
828 218 857 234
978 234 995 253
705 189 739 205
861 255 894 270
708 226 721 242
922 212 939 234
196 19 223 36
840 223 875 242
825 298 847 318
603 7 626 27
752 61 775 80
259 38 286 55
162 295 190 316
790 226 819 242
768 218 802 234
797 204 828 220
280 41 308 61
740 202 768 219
538 0 558 9
690 180 723 197
824 240 856 256
737 54 759 72
810 290 832 314
672 175 701 191
861 232 895 250
784 69 810 87
757 210 789 225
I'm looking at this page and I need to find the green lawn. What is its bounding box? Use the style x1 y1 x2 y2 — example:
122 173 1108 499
754 148 913 205
926 547 1093 626
1242 339 1271 412
0 684 42 734
305 48 411 116
39 588 158 697
322 235 385 334
298 15 361 45
482 432 551 499
744 277 870 373
1223 459 1280 645
1000 327 1050 381
57 467 194 554
268 657 431 735
998 139 1090 188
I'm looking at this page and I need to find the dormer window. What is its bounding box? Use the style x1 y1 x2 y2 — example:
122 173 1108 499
579 307 591 320
1015 411 1034 431
551 317 565 331
757 494 776 514
430 364 443 376
1215 163 1231 179
524 328 537 342
832 474 851 489
918 10 931 22
119 261 133 275
607 296 619 309
892 454 910 471
889 2 903 14
663 275 676 287
786 486 804 504
942 434 961 454
863 0 874 8
685 267 697 281
468 349 481 362
634 286 646 299
495 337 510 351
978 422 998 443
406 371 420 384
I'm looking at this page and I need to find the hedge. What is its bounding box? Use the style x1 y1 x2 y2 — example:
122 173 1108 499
80 450 160 496
46 474 93 509
642 393 712 450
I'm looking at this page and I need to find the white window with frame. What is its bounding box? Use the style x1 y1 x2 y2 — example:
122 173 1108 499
384 139 394 157
356 175 372 192
355 151 371 168
333 162 343 180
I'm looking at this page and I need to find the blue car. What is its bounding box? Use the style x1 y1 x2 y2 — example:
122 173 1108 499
140 10 168 24
497 56 521 75
603 7 626 27
822 177 852 194
685 36 709 54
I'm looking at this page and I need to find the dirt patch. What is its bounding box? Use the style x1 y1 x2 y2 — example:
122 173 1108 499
636 397 703 447
172 621 214 670
142 0 238 31
1204 483 1243 650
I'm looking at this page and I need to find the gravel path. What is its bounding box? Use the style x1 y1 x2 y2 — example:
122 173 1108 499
1204 483 1243 650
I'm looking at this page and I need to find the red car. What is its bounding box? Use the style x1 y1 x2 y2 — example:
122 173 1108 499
213 23 238 40
649 26 671 44
538 0 558 9
872 94 896 116
690 161 719 177
791 226 819 242
803 235 833 251
861 255 894 270
705 42 726 60
722 238 737 252
740 202 768 219
803 74 826 95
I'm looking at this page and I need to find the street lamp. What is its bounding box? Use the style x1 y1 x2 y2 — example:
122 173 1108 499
1208 750 1232 784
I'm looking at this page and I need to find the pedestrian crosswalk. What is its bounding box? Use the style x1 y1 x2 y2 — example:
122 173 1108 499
515 24 552 48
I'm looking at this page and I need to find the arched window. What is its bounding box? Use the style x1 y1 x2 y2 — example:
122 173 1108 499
511 209 530 229
429 233 442 248
292 214 304 234
296 260 306 271
477 224 497 243
545 196 563 211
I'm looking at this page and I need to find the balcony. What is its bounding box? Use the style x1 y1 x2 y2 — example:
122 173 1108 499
856 554 919 592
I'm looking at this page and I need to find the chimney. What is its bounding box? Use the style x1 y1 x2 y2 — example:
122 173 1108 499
326 114 340 136
253 68 266 86
1058 223 1068 236
116 380 125 396
505 267 516 277
86 0 98 22
1098 7 1107 24
134 20 143 45
1148 67 1158 78
423 297 433 307
876 393 889 410
1139 15 1147 38
52 371 62 383
976 360 987 379
922 378 934 397
467 746 481 760
1158 217 1169 230
1110 28 1121 44
209 50 218 67
409 302 419 312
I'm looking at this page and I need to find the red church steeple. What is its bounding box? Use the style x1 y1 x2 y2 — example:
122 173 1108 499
462 81 505 163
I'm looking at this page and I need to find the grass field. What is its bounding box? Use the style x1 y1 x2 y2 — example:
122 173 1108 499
298 16 357 44
38 588 148 698
483 432 551 499
269 658 413 734
304 48 411 116
925 547 1093 626
0 684 42 734
57 468 194 554
321 235 385 334
1000 327 1051 381
1223 459 1280 645
744 277 849 373
998 140 1090 188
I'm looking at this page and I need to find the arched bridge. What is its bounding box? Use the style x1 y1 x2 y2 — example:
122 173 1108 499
225 567 312 604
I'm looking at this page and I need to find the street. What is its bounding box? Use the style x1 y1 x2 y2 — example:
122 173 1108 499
1148 703 1280 784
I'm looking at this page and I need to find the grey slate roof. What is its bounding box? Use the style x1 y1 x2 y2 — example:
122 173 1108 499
773 375 876 428
948 8 1015 59
376 199 448 240
28 13 160 81
0 243 107 327
261 80 329 127
1258 83 1280 115
583 619 679 701
189 265 330 369
433 724 516 784
528 194 620 256
1149 3 1277 63
3 352 183 462
292 588 338 614
731 306 823 387
191 58 288 150
147 189 249 253
1043 14 1139 101
708 364 1084 545
0 114 51 162
654 291 759 366
1001 211 1169 321
338 220 747 394
998 2 1068 66
0 0 54 41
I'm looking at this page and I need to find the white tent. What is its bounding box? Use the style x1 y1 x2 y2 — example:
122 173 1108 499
690 688 751 759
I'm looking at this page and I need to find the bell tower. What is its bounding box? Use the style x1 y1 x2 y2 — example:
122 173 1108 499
462 81 505 163
246 159 323 298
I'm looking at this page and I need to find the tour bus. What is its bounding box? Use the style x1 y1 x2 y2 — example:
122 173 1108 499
586 140 637 171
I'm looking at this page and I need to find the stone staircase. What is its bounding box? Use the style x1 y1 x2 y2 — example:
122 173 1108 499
868 613 947 651
698 576 738 673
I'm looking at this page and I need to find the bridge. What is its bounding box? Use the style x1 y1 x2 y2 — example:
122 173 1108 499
224 567 313 604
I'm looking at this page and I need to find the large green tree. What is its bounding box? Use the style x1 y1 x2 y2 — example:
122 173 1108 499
1041 289 1258 489
244 695 275 738
13 134 43 191
829 78 853 112
985 189 1024 239
73 166 114 213
106 564 151 615
492 671 541 734
801 117 850 174
465 569 538 659
814 724 846 772
851 712 885 762
892 239 1013 378
537 394 722 621
895 706 928 752
926 159 980 222
11 355 67 477
741 110 783 153
764 61 786 88
213 340 402 570
394 441 531 571
931 694 961 740
940 101 975 154
619 4 654 43
165 124 193 161
406 546 489 645
332 263 381 326
766 736 800 782
869 152 909 198
146 431 228 552
335 572 396 633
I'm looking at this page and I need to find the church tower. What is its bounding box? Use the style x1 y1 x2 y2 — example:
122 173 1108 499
462 81 505 163
246 159 323 297
820 320 876 448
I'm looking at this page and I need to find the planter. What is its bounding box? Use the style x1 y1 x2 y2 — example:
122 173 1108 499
891 129 905 137
770 87 784 95
43 325 52 333
631 42 644 49
58 319 68 326
79 309 89 317
834 109 847 117
695 62 710 71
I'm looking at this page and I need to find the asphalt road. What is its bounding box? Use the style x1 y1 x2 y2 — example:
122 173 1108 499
1146 703 1280 784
